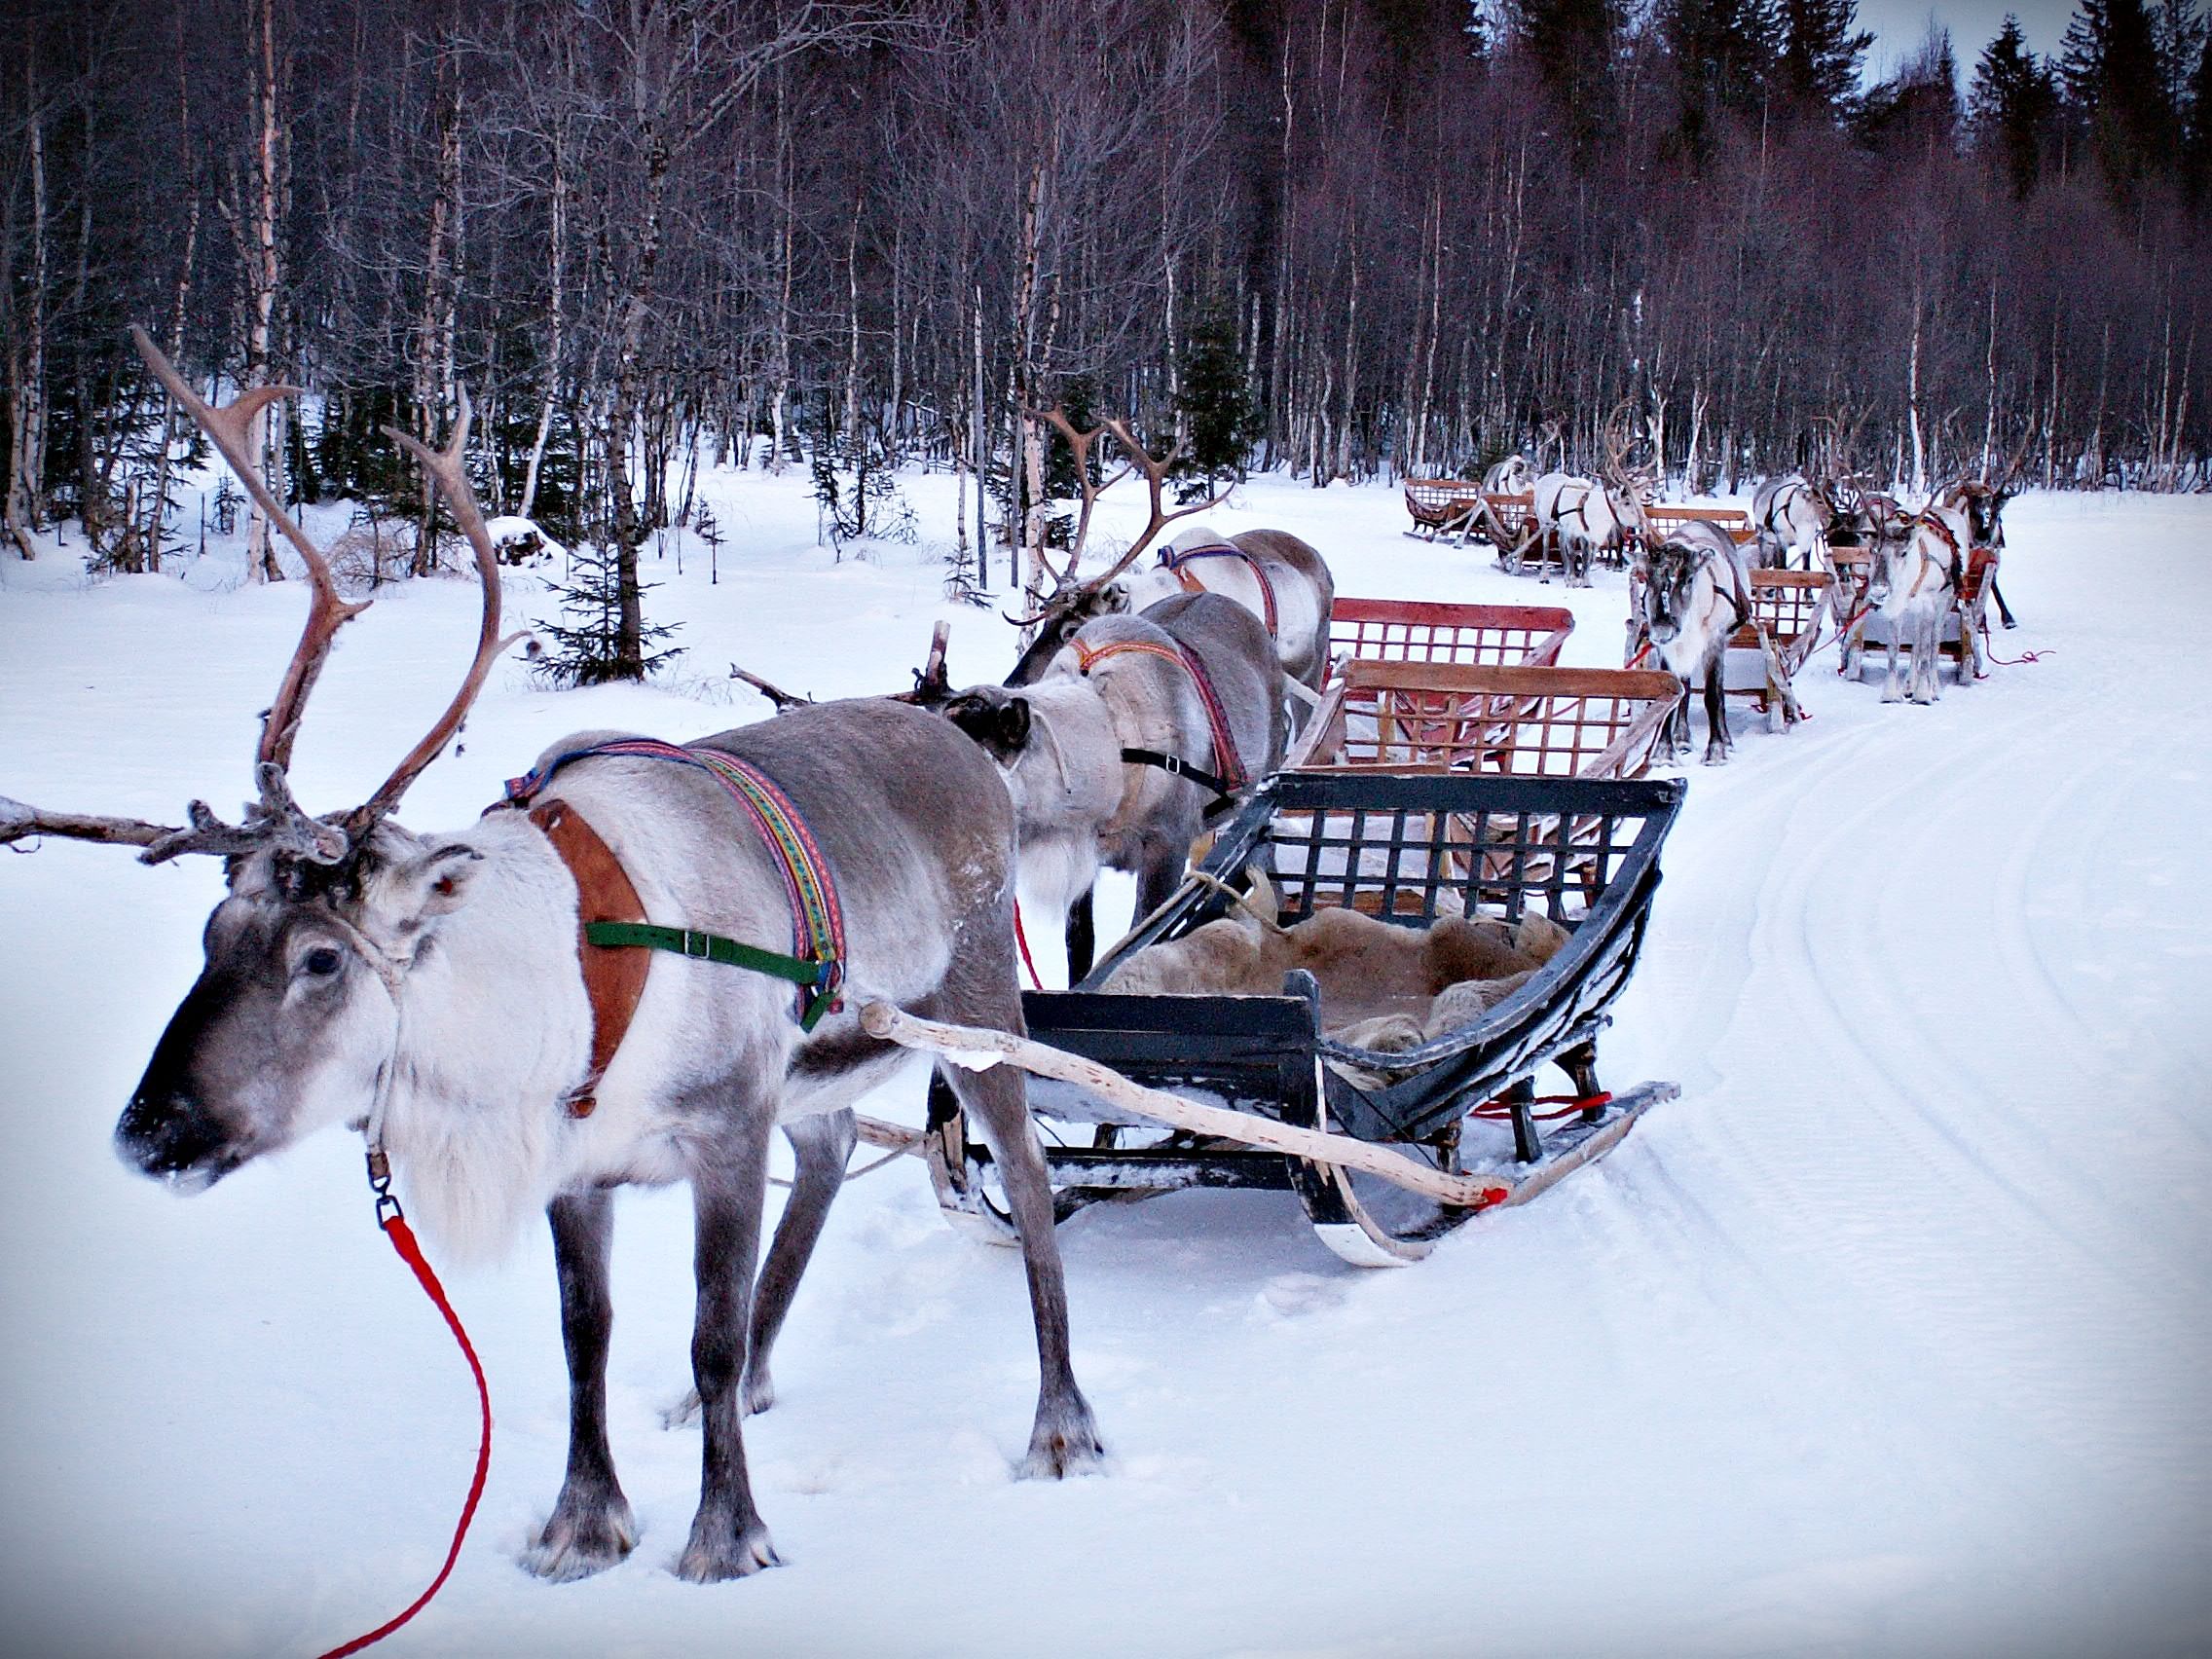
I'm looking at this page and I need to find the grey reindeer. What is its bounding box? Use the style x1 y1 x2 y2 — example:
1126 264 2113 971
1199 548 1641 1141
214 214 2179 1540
3 330 1101 1587
1632 520 1777 765
940 589 1285 982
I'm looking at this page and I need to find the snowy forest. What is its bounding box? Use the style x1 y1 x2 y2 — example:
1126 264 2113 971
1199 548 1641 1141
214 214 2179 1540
2 0 2207 615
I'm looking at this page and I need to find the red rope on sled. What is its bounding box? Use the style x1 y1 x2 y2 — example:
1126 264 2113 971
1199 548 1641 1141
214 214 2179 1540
1469 1090 1613 1123
315 1210 493 1659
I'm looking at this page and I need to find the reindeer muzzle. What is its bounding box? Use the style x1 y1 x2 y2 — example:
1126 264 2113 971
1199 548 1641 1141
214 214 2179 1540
115 1085 238 1190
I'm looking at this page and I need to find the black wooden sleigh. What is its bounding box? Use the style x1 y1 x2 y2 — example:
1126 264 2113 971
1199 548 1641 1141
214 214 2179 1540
905 770 1684 1265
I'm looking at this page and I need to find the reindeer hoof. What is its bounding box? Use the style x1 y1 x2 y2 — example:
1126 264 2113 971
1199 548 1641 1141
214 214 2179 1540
742 1368 776 1417
675 1520 782 1583
1018 1397 1107 1479
524 1497 638 1582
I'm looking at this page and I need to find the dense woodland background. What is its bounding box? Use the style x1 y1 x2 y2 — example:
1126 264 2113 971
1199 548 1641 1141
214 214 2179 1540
2 0 2206 667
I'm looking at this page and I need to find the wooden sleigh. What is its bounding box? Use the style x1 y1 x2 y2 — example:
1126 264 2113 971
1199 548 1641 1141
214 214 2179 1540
1329 597 1574 672
910 770 1685 1266
1290 659 1682 781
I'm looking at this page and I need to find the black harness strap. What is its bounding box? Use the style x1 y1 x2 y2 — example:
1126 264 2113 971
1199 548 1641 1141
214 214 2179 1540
1119 747 1240 822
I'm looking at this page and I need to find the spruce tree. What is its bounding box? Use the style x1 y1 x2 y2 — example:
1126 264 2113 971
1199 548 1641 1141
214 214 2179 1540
1507 0 1629 157
1970 15 2058 198
1775 0 1872 119
1662 0 1785 157
536 531 682 686
1173 308 1259 498
2187 27 2212 196
2060 0 2175 194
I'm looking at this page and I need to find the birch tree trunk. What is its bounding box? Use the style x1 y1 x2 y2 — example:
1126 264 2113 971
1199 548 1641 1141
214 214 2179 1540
243 0 283 581
519 121 569 523
6 46 50 556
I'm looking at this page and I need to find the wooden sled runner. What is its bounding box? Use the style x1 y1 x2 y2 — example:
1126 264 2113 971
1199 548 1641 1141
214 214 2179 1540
902 771 1684 1266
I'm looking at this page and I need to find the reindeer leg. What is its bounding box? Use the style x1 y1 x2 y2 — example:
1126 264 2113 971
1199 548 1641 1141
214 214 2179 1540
525 1191 637 1581
737 1107 857 1417
1065 886 1097 983
1661 682 1688 761
676 1106 782 1583
1912 610 1939 704
1991 574 2017 629
943 1050 1105 1478
1880 622 1905 703
1703 655 1730 764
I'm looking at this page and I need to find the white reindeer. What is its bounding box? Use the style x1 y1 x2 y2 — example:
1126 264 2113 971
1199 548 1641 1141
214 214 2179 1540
4 329 1104 1589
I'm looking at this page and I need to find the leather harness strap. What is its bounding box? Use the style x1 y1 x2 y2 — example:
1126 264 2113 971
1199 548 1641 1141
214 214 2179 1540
528 798 648 1119
1159 543 1280 637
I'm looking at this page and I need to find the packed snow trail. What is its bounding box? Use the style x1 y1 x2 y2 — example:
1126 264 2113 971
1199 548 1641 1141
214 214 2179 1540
0 477 2205 1657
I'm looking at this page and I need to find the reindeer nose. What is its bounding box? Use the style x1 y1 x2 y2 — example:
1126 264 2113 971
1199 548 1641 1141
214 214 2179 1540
115 1088 229 1183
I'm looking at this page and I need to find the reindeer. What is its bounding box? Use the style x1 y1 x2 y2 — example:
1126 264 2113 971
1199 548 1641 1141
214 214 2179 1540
1530 409 1652 588
1632 521 1768 765
4 330 1102 1587
1868 501 1976 703
1935 475 2019 632
1483 453 1534 495
940 591 1283 983
1751 474 1837 571
1004 408 1335 716
1754 412 1873 571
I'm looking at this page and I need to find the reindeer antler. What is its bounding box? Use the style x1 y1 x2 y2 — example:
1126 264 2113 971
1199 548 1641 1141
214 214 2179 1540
7 330 517 869
343 387 526 839
129 325 369 771
2 764 346 866
1004 405 1233 625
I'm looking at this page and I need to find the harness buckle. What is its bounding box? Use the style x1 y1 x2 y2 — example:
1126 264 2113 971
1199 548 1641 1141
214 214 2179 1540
683 929 712 958
1160 754 1186 777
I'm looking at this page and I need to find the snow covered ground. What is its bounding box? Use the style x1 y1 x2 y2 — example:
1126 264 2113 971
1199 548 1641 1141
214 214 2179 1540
1 462 2207 1658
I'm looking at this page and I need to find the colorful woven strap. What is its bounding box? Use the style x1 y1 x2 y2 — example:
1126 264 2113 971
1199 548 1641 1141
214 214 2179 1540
1158 543 1278 637
1071 638 1246 793
505 739 846 1029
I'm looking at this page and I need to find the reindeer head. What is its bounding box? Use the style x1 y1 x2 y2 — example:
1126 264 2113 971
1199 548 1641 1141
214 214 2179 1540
118 823 493 1188
1938 480 2009 551
1001 408 1232 688
5 328 519 1193
1637 535 1707 647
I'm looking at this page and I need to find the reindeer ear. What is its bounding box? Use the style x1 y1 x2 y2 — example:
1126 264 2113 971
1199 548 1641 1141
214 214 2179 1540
944 693 1033 761
400 842 486 920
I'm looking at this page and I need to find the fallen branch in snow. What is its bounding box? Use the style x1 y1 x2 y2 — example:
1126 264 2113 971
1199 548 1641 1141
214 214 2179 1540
727 663 812 710
857 1000 1512 1208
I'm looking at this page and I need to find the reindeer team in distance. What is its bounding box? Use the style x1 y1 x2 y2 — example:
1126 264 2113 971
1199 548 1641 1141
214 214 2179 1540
1467 405 2024 750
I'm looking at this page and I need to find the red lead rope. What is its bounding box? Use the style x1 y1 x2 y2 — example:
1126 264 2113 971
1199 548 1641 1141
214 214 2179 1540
1012 900 1046 991
315 1204 493 1659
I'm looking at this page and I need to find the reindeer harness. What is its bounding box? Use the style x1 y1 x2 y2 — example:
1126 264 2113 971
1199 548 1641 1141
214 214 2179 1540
1071 637 1248 816
1899 512 1965 601
1157 542 1279 638
498 739 849 1116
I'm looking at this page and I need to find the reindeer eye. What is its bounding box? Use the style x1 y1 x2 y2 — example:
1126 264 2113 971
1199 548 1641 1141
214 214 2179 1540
302 945 344 977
